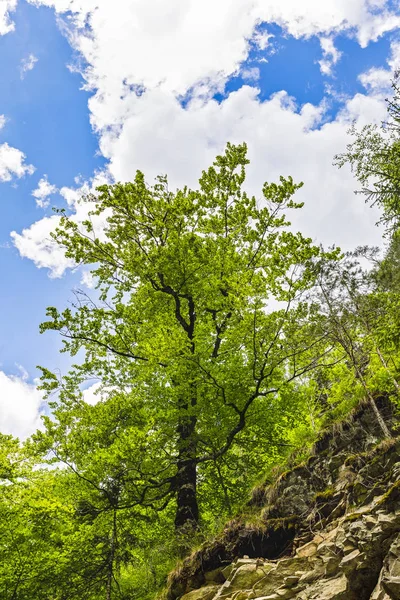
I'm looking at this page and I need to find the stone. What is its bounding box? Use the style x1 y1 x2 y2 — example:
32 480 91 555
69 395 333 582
166 407 400 600
283 575 299 587
204 568 226 584
339 549 362 573
378 514 398 529
180 584 219 600
295 541 318 558
221 564 234 581
382 576 400 599
324 556 340 576
303 574 348 600
364 515 378 529
230 563 270 590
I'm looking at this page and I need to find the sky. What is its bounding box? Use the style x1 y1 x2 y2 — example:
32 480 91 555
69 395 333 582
1 0 400 439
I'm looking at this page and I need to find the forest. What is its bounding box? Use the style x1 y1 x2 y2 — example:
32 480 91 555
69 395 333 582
1 80 400 600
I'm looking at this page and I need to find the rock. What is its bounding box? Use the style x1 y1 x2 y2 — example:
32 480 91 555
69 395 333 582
364 515 378 529
204 567 226 584
166 402 400 600
298 571 319 584
324 556 340 576
295 541 318 558
283 575 299 587
230 563 270 590
339 548 362 572
180 584 219 600
382 576 400 599
297 575 348 599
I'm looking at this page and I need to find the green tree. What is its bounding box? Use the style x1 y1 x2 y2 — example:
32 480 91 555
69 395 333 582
335 77 400 231
314 250 400 436
39 143 334 532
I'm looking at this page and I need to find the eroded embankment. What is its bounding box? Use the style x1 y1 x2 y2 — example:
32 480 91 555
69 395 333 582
166 396 400 600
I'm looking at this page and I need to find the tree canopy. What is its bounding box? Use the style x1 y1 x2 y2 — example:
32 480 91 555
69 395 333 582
2 127 400 599
37 143 335 533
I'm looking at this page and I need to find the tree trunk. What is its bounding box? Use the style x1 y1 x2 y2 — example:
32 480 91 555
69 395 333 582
367 393 392 439
354 365 392 439
174 413 199 531
106 509 117 600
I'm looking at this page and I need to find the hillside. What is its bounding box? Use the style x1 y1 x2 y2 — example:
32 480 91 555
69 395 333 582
166 396 400 600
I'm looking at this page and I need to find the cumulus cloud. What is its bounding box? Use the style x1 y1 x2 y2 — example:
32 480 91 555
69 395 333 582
11 0 399 275
318 37 342 76
241 67 260 82
20 53 39 79
0 143 35 182
253 30 274 51
0 369 44 439
82 381 103 405
28 1 400 106
12 171 111 277
32 175 58 208
359 40 400 94
0 0 17 36
101 87 386 250
11 215 75 277
13 87 387 278
80 269 96 289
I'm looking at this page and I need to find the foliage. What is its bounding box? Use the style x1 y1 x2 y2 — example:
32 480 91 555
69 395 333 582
3 130 400 598
335 77 400 231
35 142 336 538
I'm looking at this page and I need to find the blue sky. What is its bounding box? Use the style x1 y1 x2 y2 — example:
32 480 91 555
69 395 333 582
1 0 400 438
0 2 103 378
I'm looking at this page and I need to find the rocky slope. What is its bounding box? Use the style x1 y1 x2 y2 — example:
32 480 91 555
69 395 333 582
166 396 400 600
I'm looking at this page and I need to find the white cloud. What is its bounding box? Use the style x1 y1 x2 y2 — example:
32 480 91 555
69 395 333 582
59 185 80 206
22 0 399 145
100 87 386 250
12 171 111 277
28 1 400 106
0 143 35 182
81 269 96 288
253 30 274 51
0 370 44 439
11 0 400 275
82 381 103 405
20 53 39 79
0 0 17 36
11 215 75 277
356 10 400 47
359 40 400 93
13 87 387 278
32 175 58 208
0 114 6 129
241 67 260 82
318 37 342 76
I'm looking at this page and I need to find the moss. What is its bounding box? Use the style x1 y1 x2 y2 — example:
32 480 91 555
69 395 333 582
267 515 299 531
343 436 399 471
250 484 267 507
344 453 365 467
313 488 335 504
376 480 400 508
165 397 398 600
369 437 399 463
343 512 365 523
274 461 308 486
316 447 331 458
